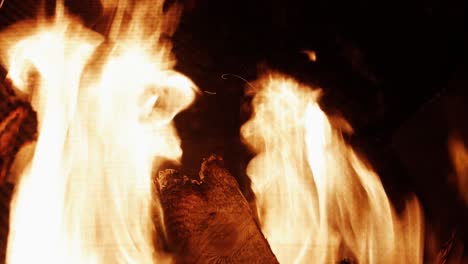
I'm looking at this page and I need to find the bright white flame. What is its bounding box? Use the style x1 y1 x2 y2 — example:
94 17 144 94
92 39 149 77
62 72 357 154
241 72 424 263
0 1 196 263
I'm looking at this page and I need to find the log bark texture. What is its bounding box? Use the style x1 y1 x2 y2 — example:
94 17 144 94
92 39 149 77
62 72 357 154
0 80 37 185
156 155 278 264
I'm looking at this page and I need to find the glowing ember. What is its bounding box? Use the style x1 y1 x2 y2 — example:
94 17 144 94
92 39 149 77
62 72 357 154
241 72 424 263
0 1 196 263
303 50 317 62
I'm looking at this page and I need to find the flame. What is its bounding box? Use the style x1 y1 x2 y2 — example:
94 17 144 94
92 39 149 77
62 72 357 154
303 50 317 62
0 1 196 263
448 135 468 205
241 72 424 263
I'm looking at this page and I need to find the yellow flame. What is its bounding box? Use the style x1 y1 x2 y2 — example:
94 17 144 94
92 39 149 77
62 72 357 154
449 136 468 205
241 72 424 263
0 1 196 263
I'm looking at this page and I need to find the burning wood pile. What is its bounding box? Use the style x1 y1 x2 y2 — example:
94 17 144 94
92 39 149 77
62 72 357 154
0 0 465 263
0 79 279 263
0 80 277 262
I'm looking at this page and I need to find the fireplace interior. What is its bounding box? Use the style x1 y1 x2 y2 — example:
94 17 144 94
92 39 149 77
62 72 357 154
0 0 467 263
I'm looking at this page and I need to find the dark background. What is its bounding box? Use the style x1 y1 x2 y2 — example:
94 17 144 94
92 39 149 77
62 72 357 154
1 0 467 262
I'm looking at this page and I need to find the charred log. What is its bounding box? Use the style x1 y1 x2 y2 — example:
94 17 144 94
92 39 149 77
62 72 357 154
0 183 13 263
0 80 37 185
156 155 278 264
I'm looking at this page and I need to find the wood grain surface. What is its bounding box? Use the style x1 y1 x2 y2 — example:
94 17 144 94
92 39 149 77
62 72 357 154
156 155 278 264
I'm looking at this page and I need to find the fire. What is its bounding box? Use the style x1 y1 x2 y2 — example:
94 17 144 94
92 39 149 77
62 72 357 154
449 135 468 205
241 73 424 263
303 50 317 62
0 1 196 263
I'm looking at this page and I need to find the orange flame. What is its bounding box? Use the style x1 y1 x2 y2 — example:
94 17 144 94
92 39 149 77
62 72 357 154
241 72 424 263
0 1 196 263
449 135 468 205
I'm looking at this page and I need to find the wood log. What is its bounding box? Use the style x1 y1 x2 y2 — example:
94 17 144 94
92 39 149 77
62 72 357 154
0 80 37 185
0 182 13 263
155 155 278 264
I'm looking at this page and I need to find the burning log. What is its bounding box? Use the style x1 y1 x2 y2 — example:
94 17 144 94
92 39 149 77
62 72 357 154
156 155 279 263
0 80 37 185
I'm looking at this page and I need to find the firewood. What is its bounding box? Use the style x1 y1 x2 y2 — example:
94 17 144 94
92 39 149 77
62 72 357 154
0 182 13 263
0 80 37 185
155 155 279 264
